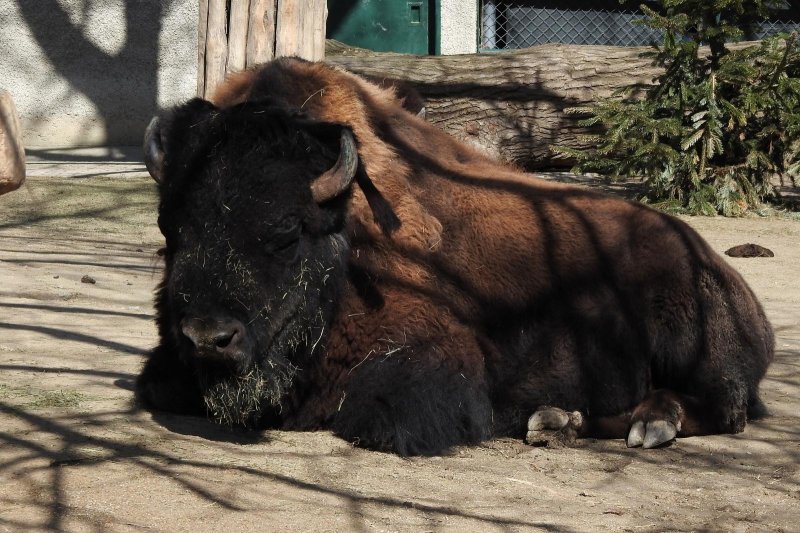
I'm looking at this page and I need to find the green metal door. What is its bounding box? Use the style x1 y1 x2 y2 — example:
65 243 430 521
327 0 432 55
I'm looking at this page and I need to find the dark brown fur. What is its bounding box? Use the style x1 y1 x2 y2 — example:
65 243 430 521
139 59 774 454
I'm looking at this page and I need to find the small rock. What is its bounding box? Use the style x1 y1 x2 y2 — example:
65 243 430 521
126 281 133 286
81 275 96 284
53 275 59 279
136 248 143 252
724 244 774 258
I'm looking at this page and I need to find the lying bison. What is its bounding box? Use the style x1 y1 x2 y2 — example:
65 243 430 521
136 58 774 456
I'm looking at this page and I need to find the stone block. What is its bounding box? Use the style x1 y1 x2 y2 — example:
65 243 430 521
0 90 25 195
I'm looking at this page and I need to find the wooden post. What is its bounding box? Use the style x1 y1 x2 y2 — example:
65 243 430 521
197 0 209 97
226 0 250 73
275 0 302 59
246 0 278 68
311 0 328 61
205 0 229 97
199 0 326 98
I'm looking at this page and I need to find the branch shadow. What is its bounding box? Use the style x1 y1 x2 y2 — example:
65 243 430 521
0 302 152 320
0 363 133 381
0 322 147 356
0 400 569 531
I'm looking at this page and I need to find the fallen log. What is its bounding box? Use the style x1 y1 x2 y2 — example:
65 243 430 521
326 41 660 169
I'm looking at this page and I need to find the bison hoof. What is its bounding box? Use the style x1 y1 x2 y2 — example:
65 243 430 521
525 407 583 448
626 420 677 449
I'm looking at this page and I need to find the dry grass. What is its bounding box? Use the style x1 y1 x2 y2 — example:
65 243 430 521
0 383 89 409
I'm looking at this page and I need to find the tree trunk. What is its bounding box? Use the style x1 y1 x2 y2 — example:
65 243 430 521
326 42 662 169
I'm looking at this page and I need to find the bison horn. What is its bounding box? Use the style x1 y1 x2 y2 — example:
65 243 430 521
143 116 165 183
310 129 359 203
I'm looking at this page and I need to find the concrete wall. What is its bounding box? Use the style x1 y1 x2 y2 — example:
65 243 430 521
0 0 197 149
440 0 478 55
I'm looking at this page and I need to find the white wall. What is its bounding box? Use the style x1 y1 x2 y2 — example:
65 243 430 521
440 0 478 55
0 0 197 149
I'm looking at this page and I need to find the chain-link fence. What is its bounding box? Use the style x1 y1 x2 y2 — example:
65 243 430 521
480 1 800 50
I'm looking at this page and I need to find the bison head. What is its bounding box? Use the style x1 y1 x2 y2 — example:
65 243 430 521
144 99 360 428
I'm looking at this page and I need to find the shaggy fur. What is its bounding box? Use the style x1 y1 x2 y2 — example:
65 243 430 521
136 58 774 455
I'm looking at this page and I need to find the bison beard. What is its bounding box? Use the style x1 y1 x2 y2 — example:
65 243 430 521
199 360 297 429
136 58 774 456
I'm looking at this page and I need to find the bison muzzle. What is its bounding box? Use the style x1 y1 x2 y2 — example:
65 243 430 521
135 59 774 456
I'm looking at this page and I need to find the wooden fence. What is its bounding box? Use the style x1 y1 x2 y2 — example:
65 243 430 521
198 0 327 99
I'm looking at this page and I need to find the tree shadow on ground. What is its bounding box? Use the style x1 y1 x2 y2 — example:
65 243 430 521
0 398 570 531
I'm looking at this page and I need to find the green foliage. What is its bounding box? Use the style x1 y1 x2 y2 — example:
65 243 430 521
553 1 800 215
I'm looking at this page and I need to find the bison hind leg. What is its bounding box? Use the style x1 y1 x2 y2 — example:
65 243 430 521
525 407 584 448
331 356 493 456
525 386 755 450
521 396 681 449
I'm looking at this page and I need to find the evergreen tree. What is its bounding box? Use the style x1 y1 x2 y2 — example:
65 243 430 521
554 0 800 215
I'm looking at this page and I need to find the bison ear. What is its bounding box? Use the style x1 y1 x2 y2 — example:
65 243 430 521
143 116 164 183
310 129 359 204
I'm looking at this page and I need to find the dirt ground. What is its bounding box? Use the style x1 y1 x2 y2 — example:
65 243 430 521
1 173 798 532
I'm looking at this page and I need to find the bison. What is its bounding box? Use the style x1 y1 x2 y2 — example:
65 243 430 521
136 58 774 456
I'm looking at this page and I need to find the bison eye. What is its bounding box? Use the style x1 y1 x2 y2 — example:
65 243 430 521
267 218 301 257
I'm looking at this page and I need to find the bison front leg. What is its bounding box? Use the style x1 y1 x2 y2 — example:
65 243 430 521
525 386 758 450
331 353 494 456
135 343 205 415
522 405 672 449
525 406 586 448
523 401 685 450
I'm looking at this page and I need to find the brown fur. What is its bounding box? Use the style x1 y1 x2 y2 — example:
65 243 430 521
161 59 774 446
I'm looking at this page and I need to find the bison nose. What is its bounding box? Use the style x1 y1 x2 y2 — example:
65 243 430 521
181 317 247 360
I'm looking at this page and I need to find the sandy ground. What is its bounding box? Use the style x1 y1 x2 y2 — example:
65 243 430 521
1 171 798 532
